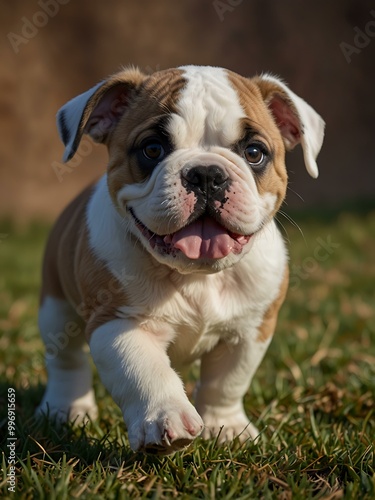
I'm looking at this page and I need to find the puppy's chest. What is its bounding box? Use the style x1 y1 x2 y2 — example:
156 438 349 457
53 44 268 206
152 278 257 365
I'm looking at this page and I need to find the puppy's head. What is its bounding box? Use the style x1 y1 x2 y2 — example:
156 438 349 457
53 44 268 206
57 65 324 273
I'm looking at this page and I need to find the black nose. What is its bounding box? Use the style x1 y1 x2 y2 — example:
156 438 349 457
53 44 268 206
182 165 229 195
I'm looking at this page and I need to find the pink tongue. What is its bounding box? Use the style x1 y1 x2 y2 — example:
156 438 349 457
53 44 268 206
167 217 234 259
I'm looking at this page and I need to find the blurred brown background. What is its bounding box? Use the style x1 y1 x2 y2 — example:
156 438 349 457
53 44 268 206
1 0 374 221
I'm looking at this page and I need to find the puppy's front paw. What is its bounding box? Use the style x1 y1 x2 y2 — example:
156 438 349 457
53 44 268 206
200 409 259 443
126 400 204 455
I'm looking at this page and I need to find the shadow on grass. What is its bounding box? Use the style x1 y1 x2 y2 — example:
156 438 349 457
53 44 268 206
0 381 135 466
0 379 257 469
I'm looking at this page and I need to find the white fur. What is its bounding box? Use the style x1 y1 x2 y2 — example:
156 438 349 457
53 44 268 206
85 178 287 449
113 72 279 272
40 66 305 454
86 175 127 266
116 148 276 246
81 66 288 450
36 296 97 422
171 66 246 148
90 318 204 452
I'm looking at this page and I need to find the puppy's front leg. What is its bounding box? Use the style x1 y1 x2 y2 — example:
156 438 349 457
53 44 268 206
89 318 203 454
195 334 271 443
197 270 288 443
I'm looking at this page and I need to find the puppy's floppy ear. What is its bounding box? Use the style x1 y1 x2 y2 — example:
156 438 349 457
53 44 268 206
254 74 325 178
57 67 147 162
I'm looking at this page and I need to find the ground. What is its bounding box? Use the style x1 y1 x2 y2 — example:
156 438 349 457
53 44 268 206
0 208 374 499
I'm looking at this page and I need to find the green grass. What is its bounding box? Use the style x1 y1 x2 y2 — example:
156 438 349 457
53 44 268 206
0 210 374 499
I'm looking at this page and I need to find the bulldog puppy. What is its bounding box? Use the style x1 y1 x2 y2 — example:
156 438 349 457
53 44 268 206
36 65 324 454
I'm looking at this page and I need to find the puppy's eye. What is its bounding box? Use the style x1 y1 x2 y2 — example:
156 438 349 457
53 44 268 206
244 145 264 165
142 141 165 161
136 136 170 172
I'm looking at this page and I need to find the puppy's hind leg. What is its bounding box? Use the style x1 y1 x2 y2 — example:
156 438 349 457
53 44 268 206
36 296 98 424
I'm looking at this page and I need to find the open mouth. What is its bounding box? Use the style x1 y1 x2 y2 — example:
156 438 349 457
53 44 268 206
129 208 252 260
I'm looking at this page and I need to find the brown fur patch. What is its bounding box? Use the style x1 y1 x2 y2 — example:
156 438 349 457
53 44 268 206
226 71 288 217
40 181 128 340
256 265 289 342
106 69 187 201
40 184 94 305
